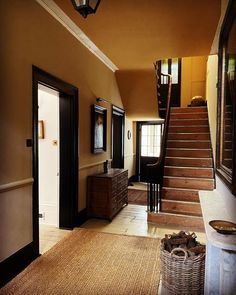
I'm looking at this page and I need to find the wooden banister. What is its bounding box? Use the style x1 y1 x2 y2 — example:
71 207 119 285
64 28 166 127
147 62 172 212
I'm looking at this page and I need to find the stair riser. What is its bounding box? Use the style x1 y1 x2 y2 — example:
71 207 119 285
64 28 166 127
168 126 209 133
223 150 232 158
225 133 232 141
168 133 210 140
170 113 208 119
163 177 215 190
167 141 211 149
148 212 204 231
161 201 202 216
171 107 207 113
166 149 212 158
169 119 209 126
165 157 213 168
162 188 199 202
224 141 232 149
225 111 233 119
164 167 214 178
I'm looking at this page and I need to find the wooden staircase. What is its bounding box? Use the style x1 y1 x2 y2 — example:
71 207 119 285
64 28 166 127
148 106 215 230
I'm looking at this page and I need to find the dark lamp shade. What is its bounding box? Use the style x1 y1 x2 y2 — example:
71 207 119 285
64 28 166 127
71 0 101 18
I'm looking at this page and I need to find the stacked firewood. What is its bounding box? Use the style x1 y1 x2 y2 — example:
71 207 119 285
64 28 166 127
161 231 205 257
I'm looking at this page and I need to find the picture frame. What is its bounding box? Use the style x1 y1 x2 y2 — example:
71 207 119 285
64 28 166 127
91 104 107 153
38 120 45 139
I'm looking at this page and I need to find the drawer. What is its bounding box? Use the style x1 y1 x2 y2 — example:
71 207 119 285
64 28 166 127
89 192 108 207
117 188 128 202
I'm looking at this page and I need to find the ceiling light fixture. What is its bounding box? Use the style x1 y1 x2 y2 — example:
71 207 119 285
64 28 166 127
71 0 101 18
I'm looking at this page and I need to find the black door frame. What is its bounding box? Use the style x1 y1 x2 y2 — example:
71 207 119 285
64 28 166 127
112 105 125 168
32 66 78 254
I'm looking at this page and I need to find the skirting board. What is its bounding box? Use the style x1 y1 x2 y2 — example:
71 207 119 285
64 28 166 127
77 208 88 226
0 242 39 288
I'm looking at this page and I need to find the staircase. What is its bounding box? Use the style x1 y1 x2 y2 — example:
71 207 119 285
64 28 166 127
148 106 215 230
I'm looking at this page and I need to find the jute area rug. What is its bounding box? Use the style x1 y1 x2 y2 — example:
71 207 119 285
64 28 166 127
128 189 147 206
1 228 161 295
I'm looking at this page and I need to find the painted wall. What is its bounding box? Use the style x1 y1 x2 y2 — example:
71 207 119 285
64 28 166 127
116 70 159 120
124 117 136 178
181 56 207 107
206 55 218 160
210 0 229 54
0 0 123 261
38 85 59 226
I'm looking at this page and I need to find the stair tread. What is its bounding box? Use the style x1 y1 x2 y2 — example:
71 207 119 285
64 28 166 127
164 165 213 169
167 148 211 150
164 176 214 181
162 187 199 191
169 125 209 127
168 140 211 142
166 156 212 159
170 119 208 121
148 211 204 230
149 211 203 219
168 132 210 134
162 199 200 205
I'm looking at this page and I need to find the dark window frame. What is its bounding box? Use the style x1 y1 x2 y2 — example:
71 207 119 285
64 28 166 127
216 0 236 196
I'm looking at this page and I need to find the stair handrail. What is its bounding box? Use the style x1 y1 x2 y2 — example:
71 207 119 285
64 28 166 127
147 67 172 212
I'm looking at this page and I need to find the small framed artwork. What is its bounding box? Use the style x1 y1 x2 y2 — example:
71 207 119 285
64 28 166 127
38 120 45 139
91 104 107 153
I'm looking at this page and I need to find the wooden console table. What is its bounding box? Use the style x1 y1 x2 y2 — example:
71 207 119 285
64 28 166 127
87 169 128 220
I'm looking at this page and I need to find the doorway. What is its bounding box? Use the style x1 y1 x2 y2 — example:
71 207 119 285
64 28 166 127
112 106 125 168
38 84 59 227
136 122 163 182
32 66 78 255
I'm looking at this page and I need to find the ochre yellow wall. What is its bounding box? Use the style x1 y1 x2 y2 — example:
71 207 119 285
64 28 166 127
0 0 123 261
124 118 136 178
116 70 159 120
206 55 218 161
181 56 207 107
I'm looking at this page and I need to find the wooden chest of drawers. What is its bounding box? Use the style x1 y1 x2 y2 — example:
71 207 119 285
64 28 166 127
87 169 128 220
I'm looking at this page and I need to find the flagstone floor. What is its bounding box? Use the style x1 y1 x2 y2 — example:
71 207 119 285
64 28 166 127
40 204 206 254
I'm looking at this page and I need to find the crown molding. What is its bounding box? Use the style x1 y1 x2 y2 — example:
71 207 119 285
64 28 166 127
36 0 118 72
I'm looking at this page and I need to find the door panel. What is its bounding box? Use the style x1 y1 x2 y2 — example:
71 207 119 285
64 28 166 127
137 122 162 182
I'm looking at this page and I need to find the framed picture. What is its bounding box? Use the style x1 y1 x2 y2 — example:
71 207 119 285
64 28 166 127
38 120 45 139
91 104 107 153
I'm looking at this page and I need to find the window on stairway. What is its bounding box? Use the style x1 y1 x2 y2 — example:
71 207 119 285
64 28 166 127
171 58 179 84
216 0 236 196
141 124 162 157
160 58 179 84
161 59 168 84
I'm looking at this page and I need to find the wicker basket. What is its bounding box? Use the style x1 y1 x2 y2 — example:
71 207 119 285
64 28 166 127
160 244 205 295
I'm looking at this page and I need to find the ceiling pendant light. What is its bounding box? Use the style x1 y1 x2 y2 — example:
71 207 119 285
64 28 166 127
71 0 101 18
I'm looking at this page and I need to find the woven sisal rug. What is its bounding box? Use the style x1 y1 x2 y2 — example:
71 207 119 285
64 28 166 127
1 228 160 295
